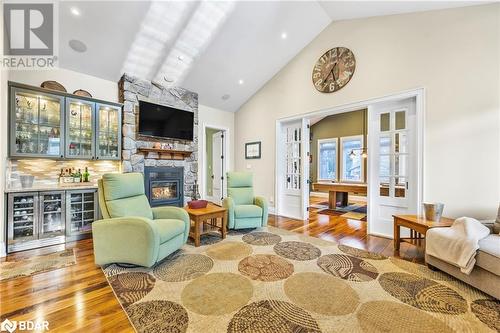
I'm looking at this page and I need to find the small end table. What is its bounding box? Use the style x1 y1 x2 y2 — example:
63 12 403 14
392 215 454 252
185 203 227 247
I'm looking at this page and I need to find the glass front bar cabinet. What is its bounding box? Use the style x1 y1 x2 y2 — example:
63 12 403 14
10 87 65 158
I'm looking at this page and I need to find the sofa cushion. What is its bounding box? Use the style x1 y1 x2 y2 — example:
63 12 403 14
103 173 145 201
235 205 263 218
494 204 500 234
227 172 253 188
155 219 185 244
106 195 153 220
476 234 500 275
228 188 254 205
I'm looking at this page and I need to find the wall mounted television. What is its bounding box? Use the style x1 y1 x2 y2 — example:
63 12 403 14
138 100 194 141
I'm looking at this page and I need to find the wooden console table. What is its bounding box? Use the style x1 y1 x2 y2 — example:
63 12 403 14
393 215 454 252
312 182 367 209
184 203 227 247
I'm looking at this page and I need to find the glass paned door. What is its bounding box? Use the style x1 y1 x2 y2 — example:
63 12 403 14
66 99 95 159
8 193 38 247
39 192 65 238
378 110 409 201
11 88 64 157
66 190 97 238
96 104 121 160
285 125 302 192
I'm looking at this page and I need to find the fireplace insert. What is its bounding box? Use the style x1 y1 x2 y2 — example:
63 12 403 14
144 166 184 207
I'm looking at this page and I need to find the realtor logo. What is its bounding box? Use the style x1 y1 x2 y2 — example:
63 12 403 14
0 319 17 333
3 3 54 56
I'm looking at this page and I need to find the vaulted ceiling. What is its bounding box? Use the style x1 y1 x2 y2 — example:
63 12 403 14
58 1 486 112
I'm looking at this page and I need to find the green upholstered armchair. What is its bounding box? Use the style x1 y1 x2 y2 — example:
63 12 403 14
92 173 190 267
222 171 268 229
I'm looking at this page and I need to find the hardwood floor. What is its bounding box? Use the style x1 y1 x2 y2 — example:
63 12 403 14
1 197 424 332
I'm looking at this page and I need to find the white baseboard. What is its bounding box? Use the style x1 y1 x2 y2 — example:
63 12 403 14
367 231 393 239
268 206 276 215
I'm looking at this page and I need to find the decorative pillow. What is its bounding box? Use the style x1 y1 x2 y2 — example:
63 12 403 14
494 204 500 234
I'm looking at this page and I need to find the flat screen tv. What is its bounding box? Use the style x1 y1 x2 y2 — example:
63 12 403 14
138 100 194 141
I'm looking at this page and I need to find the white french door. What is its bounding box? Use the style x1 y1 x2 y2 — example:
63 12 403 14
278 120 308 219
368 97 417 237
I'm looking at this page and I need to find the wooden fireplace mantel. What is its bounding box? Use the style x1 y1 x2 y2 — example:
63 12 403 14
137 147 193 160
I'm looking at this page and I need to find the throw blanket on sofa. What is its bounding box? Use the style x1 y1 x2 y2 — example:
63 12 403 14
426 217 490 274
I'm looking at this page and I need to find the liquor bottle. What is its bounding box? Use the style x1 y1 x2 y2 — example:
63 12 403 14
77 169 82 182
82 167 90 182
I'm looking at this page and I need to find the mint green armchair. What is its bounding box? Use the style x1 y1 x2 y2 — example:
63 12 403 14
92 173 189 267
223 172 268 229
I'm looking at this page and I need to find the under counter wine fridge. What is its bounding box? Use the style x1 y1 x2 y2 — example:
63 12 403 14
7 191 66 253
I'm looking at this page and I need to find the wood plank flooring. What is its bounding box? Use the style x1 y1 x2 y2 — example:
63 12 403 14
1 197 424 332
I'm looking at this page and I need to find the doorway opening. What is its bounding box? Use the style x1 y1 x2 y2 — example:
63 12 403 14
309 109 368 225
275 89 424 239
203 125 228 205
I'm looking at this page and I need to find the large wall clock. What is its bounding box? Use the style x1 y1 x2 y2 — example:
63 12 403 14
312 47 355 93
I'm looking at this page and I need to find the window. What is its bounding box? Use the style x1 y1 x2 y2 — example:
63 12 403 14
317 138 337 181
341 135 364 182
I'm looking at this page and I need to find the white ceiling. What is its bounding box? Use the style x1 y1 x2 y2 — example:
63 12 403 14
58 1 488 112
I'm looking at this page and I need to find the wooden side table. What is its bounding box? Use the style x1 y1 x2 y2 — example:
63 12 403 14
393 215 454 252
184 203 227 247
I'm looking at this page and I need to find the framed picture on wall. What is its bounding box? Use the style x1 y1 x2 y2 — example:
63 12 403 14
245 141 261 159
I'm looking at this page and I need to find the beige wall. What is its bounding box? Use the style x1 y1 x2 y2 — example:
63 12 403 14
235 4 500 219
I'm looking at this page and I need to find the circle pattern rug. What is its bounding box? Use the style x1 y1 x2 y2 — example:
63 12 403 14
228 300 321 333
357 300 455 333
378 272 468 314
284 272 359 315
471 299 500 331
126 300 188 332
181 273 253 315
102 227 493 332
338 244 387 260
153 253 213 282
107 272 155 307
238 254 293 281
317 254 379 281
242 231 282 245
206 241 253 260
273 241 321 261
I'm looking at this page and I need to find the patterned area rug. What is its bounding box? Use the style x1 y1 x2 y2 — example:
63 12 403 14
103 227 498 333
0 249 76 281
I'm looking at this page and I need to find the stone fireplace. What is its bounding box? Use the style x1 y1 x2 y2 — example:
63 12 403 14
119 74 198 204
144 166 184 207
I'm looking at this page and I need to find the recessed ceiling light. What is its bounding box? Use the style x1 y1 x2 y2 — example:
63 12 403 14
70 7 80 16
164 76 174 83
177 55 184 61
68 39 87 53
281 32 287 39
221 94 230 100
238 79 244 85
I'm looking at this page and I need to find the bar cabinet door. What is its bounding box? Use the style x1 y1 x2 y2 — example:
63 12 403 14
65 98 95 159
96 103 121 160
10 87 65 158
39 191 66 239
8 192 39 251
66 190 98 239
